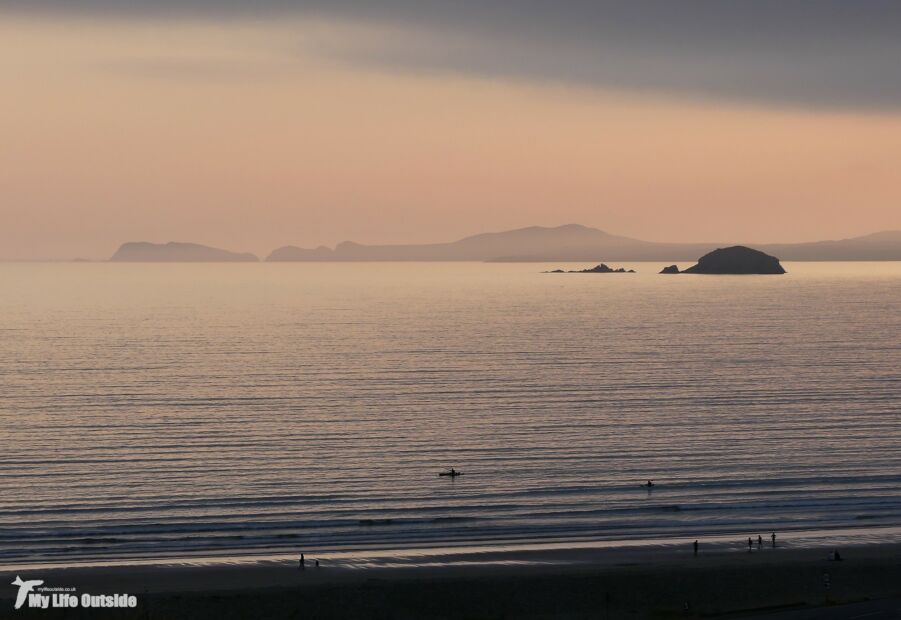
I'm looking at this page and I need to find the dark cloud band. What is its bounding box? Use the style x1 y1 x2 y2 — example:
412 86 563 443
8 1 901 109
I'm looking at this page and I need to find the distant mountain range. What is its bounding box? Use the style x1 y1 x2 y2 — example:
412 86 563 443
265 225 901 262
109 226 901 262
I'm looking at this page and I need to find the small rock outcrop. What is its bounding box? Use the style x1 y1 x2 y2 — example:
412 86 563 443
660 265 680 274
682 246 785 274
544 264 635 273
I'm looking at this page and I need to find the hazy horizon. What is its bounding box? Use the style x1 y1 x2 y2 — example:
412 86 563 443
6 224 901 262
3 3 901 260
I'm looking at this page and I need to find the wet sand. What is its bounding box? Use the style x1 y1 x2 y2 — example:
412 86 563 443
2 542 900 619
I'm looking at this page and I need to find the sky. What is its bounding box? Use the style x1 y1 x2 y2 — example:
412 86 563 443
2 2 901 259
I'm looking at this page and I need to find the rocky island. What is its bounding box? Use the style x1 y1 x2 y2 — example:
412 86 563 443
659 246 785 274
545 264 636 273
110 242 258 262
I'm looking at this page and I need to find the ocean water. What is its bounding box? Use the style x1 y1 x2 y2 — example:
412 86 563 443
1 261 899 567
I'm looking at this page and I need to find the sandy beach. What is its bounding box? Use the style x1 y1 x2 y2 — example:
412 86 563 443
3 540 900 619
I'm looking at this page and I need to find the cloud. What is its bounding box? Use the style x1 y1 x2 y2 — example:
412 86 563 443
9 1 901 109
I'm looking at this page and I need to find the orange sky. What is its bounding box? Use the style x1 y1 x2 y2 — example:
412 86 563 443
2 16 900 259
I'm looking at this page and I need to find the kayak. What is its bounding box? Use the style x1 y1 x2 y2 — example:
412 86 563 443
439 472 463 477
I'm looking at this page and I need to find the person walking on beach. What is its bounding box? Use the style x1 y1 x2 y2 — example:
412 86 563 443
757 535 763 549
747 537 752 552
771 532 776 548
299 553 305 569
693 540 698 556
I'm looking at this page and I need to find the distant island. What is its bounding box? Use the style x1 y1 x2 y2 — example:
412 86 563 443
265 225 901 262
660 246 786 274
110 242 258 262
545 264 635 273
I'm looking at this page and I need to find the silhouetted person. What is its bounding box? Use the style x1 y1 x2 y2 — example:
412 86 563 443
299 553 305 569
748 537 752 552
757 535 763 548
315 559 320 568
646 480 654 488
693 540 698 556
771 532 776 548
832 550 842 561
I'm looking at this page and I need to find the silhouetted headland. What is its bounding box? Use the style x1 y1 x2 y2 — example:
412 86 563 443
110 242 258 262
660 246 786 274
545 264 635 273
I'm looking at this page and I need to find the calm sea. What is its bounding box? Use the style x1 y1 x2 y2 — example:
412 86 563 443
1 262 899 567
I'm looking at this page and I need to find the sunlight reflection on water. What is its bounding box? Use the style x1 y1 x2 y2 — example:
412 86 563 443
1 261 899 567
